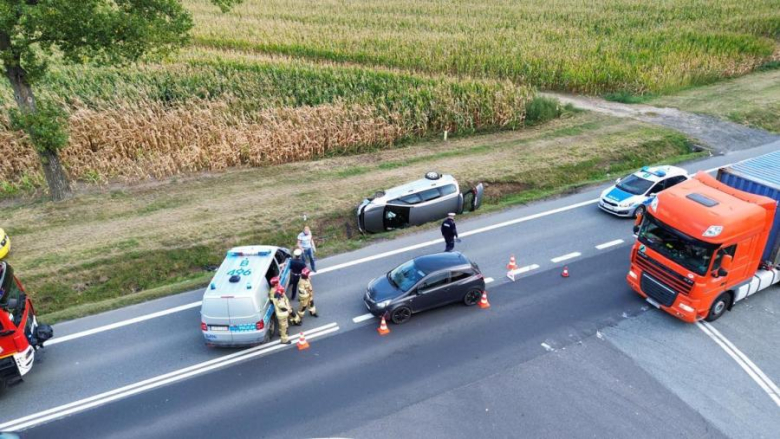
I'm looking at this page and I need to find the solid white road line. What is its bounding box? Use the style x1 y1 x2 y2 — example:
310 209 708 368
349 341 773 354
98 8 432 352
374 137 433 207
352 314 374 324
550 252 581 263
47 301 203 346
508 264 540 276
485 277 495 284
51 198 600 345
697 321 780 407
0 323 340 432
595 239 624 250
317 199 599 276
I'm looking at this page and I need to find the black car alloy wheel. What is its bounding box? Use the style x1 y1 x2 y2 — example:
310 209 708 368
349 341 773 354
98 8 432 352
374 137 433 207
463 288 482 306
391 306 412 324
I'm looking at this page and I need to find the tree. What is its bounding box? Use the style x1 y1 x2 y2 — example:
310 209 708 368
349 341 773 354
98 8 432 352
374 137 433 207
0 0 241 200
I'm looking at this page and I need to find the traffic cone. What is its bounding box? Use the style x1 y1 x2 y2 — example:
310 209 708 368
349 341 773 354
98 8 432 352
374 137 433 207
297 332 310 350
561 266 569 278
479 290 491 309
377 316 391 336
506 255 518 271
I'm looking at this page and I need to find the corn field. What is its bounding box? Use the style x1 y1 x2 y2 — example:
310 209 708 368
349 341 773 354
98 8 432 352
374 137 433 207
189 0 780 94
0 55 532 186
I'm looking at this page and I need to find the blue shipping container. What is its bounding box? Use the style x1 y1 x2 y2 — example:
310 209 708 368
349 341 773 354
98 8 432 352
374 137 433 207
717 149 780 266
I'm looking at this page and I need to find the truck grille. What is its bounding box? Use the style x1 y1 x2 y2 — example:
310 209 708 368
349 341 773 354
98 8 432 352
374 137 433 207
640 273 678 307
635 251 693 294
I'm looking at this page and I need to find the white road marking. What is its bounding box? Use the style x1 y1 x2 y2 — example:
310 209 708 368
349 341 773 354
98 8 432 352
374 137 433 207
47 301 203 346
485 277 495 284
0 323 340 432
51 199 599 345
595 239 624 250
317 199 599 276
508 264 540 276
352 313 374 324
697 321 780 407
550 252 581 263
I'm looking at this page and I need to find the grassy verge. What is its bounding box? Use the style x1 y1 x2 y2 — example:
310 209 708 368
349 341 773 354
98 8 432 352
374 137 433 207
649 67 780 133
1 112 702 323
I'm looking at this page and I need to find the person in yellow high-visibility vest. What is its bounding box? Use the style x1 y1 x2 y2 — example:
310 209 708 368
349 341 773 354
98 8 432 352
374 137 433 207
269 278 293 344
294 268 319 323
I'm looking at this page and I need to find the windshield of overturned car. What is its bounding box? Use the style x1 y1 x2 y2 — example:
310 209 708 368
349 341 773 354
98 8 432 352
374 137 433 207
637 214 717 276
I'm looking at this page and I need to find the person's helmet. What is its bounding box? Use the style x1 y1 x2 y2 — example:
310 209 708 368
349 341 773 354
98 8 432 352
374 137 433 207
275 284 285 294
269 276 280 287
293 248 303 258
302 268 311 279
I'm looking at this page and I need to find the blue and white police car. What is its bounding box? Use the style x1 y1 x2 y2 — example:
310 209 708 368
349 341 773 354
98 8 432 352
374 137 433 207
599 165 689 218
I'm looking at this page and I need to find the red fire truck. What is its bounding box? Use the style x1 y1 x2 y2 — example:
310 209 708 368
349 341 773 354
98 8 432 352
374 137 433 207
0 262 52 390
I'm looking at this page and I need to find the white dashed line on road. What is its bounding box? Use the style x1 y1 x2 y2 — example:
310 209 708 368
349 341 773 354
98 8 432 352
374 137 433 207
352 314 375 324
550 252 581 263
507 264 540 280
697 321 780 407
352 276 497 324
595 239 624 250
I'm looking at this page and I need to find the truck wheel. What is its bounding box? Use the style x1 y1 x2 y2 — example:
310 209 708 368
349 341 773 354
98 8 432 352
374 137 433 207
705 292 732 322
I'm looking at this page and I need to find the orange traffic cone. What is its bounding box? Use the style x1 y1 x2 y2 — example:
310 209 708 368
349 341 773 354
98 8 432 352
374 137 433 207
479 290 491 309
297 332 310 350
561 266 569 278
506 255 518 271
377 316 391 336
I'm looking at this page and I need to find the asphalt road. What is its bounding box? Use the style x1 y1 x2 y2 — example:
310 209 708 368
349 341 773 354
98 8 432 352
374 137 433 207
2 140 779 437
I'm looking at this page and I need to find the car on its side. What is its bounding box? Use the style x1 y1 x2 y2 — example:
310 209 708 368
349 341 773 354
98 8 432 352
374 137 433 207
0 229 9 260
599 165 689 218
357 172 483 233
364 252 485 324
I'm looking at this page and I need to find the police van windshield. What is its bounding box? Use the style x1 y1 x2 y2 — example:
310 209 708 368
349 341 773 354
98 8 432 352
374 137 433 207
637 214 718 275
388 260 427 292
617 174 654 195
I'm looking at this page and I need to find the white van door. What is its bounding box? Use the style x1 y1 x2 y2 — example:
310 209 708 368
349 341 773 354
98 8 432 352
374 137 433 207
201 297 232 343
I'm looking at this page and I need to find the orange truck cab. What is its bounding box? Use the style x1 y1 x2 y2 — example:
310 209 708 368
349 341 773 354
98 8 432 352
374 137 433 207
0 262 53 390
627 151 780 323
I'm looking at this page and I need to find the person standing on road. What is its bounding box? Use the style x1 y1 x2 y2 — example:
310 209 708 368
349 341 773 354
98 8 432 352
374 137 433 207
297 226 317 272
289 248 307 301
294 268 318 324
441 213 458 252
269 280 293 344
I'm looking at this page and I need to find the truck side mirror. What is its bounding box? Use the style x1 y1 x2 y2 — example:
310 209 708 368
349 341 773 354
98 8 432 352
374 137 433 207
720 254 733 271
634 213 643 226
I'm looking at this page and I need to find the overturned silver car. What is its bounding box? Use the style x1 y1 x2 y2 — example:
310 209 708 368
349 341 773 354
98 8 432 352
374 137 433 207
357 172 484 234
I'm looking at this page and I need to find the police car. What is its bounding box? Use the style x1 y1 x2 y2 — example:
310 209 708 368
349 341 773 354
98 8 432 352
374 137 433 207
599 165 689 218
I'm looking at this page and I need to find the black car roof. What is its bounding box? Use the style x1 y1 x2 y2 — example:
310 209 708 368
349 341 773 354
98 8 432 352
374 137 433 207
413 252 470 273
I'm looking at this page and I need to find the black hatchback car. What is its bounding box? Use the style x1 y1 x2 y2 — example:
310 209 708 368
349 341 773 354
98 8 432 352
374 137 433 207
364 252 485 324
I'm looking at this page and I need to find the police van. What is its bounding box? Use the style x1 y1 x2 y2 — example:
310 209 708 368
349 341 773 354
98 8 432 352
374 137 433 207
200 245 291 347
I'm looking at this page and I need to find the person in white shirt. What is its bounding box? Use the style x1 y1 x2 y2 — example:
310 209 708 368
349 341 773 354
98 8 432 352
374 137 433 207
297 226 317 272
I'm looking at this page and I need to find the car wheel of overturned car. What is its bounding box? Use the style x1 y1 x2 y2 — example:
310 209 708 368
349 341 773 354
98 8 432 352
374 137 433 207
705 292 732 322
463 288 482 306
391 306 413 325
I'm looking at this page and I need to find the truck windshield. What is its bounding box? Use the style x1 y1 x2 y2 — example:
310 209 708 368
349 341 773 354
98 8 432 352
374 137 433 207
617 174 654 195
0 263 22 310
637 214 718 276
